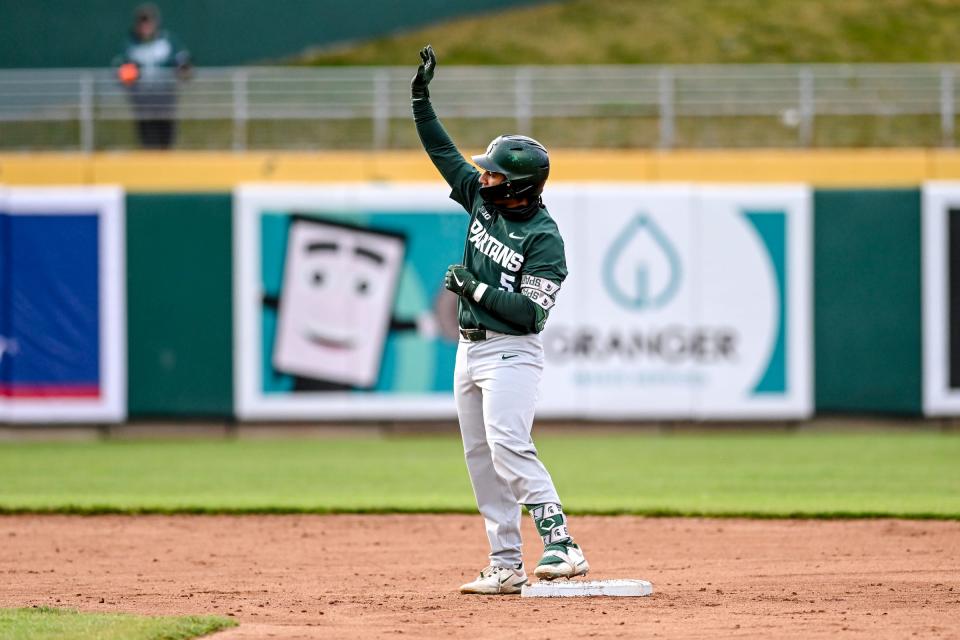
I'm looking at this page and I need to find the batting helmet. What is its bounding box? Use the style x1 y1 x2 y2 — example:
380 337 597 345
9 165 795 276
472 135 550 202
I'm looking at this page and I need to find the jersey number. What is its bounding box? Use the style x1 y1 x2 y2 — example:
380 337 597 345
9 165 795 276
500 273 516 292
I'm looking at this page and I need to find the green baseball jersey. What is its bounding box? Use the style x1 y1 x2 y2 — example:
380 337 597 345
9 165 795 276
454 186 567 334
413 97 567 335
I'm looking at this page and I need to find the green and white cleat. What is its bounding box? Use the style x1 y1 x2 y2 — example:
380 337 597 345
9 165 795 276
534 542 590 581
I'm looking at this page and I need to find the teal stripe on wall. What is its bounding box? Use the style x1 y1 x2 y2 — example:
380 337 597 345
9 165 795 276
813 189 922 414
744 210 787 395
126 193 233 417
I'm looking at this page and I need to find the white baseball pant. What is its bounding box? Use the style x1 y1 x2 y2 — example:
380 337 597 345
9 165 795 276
454 331 562 568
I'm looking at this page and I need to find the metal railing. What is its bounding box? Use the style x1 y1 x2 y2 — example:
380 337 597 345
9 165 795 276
0 64 957 151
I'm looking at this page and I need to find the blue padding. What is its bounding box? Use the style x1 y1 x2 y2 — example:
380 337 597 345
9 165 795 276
8 214 100 386
0 213 9 387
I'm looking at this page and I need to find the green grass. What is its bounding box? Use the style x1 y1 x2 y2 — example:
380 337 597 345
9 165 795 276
300 0 960 65
0 607 236 640
0 432 957 518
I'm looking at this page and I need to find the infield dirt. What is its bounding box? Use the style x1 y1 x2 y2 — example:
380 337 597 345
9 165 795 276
1 515 957 639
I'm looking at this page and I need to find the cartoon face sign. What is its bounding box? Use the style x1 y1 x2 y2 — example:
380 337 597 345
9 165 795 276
272 217 406 389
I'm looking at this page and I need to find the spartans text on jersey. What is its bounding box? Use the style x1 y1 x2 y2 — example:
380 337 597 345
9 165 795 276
469 219 524 272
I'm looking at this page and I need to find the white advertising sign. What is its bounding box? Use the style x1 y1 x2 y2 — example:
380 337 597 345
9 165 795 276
922 182 960 415
538 184 812 419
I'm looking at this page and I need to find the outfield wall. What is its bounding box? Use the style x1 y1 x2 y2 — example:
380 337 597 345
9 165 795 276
1 150 956 422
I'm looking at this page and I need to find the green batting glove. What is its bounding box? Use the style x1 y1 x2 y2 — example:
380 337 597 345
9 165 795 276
444 264 486 301
411 44 437 99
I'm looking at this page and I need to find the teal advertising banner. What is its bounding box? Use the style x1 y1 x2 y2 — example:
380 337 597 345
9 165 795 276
234 183 812 421
234 185 468 420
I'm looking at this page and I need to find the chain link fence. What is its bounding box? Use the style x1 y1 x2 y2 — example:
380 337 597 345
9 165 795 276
0 64 957 151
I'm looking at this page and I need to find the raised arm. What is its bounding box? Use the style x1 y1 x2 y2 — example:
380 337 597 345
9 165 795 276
411 45 480 210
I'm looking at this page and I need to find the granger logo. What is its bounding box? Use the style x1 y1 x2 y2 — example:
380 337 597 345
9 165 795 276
602 214 682 310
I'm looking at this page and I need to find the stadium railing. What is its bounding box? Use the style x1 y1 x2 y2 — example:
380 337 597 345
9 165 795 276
0 64 956 151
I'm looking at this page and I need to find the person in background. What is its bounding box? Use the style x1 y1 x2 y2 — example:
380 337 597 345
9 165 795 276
113 3 191 149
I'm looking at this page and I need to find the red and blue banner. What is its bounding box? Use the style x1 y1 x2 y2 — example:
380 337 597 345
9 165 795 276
0 187 125 423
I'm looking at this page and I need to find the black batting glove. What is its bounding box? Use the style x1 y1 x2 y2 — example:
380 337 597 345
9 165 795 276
444 264 483 300
411 44 437 100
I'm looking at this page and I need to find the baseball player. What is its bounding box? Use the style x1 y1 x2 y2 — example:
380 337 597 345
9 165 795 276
411 45 588 595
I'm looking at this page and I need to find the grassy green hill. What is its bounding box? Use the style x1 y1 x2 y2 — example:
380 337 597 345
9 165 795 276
299 0 960 65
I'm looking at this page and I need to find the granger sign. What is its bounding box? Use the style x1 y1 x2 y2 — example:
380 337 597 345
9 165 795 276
537 184 812 419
